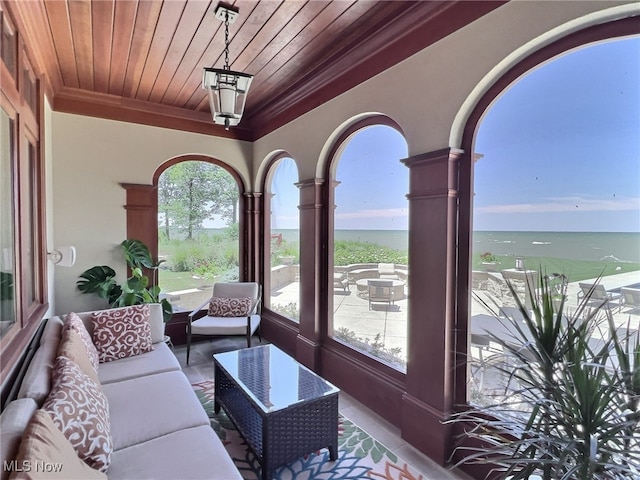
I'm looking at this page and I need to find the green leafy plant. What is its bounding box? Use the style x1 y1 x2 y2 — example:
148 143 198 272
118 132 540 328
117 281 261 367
0 271 13 301
334 327 406 369
480 251 498 263
333 240 407 266
77 239 173 322
272 301 300 320
449 273 640 479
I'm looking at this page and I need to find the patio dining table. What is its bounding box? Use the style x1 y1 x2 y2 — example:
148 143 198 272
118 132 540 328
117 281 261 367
470 314 531 345
355 278 405 300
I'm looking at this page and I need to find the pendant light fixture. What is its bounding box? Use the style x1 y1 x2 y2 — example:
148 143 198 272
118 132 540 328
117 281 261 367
203 4 253 130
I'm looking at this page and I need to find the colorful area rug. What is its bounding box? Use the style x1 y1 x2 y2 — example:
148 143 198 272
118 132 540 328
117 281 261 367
193 380 424 480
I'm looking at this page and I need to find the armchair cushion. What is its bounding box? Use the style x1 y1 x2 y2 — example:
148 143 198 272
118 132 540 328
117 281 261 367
91 305 154 363
207 297 252 317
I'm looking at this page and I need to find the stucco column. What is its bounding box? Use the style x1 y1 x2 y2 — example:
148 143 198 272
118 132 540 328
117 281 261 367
400 148 461 464
295 178 324 370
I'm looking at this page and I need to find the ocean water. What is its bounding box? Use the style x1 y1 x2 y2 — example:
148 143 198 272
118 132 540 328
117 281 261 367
245 229 640 264
473 231 640 264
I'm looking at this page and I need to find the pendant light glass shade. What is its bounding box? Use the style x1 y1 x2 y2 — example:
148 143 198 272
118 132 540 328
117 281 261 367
202 5 252 130
203 67 253 129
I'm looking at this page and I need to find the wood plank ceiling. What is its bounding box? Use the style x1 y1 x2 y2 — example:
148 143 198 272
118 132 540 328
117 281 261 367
9 0 505 140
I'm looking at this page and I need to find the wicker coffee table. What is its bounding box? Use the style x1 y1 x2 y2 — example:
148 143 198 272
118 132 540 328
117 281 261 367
213 344 339 480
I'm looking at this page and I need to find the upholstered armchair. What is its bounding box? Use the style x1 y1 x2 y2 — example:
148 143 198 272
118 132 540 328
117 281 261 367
186 282 262 364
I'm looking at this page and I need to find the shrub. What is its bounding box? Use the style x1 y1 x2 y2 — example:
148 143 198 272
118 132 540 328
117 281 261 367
334 240 407 266
334 327 406 368
273 301 300 320
170 238 238 279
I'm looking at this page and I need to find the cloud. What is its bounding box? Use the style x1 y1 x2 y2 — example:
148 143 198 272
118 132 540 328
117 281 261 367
476 196 640 214
335 208 408 220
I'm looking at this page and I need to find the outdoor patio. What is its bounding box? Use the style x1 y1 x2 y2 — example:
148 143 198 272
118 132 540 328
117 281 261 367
271 279 409 362
270 269 640 377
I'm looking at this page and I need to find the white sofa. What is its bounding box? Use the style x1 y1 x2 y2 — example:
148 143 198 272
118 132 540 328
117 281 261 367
0 304 241 480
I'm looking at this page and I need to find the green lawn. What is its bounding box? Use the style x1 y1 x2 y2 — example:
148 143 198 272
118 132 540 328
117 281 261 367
158 270 214 293
474 255 640 283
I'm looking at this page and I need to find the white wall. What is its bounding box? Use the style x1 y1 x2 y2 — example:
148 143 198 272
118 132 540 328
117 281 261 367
51 113 252 315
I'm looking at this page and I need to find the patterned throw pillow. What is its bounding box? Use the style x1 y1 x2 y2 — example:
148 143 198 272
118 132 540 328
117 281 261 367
57 328 100 384
11 409 107 479
207 297 253 317
42 356 112 472
64 312 99 371
91 304 154 363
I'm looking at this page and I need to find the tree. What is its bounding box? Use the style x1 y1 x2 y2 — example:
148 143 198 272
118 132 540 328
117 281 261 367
158 161 238 240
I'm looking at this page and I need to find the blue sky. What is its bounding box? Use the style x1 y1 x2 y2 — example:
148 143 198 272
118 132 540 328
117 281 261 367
473 37 640 232
270 157 299 230
263 37 640 233
333 126 408 230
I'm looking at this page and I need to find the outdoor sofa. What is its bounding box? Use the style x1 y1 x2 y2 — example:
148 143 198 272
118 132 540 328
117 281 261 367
338 263 408 283
0 303 240 479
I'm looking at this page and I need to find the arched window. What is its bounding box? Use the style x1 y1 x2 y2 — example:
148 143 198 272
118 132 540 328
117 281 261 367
156 160 241 313
328 123 409 371
264 157 300 321
468 37 640 405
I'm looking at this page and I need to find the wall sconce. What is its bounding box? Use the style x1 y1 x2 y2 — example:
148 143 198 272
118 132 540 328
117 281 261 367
48 246 76 267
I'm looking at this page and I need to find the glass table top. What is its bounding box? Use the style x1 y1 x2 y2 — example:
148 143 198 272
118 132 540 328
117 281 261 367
213 344 339 413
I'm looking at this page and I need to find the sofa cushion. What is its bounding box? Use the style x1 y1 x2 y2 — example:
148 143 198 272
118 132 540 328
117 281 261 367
107 425 241 480
40 316 64 347
64 312 99 371
97 342 180 385
16 340 58 406
58 328 99 384
92 305 154 363
0 398 38 480
207 297 252 317
42 356 112 472
102 370 209 450
9 409 106 480
16 317 66 405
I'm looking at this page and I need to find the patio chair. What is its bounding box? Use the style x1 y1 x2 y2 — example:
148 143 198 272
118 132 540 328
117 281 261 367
186 282 262 364
471 271 490 290
577 282 622 312
469 332 513 395
378 263 399 280
621 287 640 314
333 270 349 292
469 333 492 392
368 279 394 310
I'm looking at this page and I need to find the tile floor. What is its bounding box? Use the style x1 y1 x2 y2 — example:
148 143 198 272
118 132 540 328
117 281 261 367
174 338 472 480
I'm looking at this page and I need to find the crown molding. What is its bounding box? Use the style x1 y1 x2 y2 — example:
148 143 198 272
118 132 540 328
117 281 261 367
53 87 253 141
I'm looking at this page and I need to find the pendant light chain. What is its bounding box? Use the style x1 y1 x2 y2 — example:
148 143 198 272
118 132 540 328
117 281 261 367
223 11 230 71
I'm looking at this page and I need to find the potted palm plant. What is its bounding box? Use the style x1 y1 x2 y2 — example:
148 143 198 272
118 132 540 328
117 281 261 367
450 273 640 479
77 239 172 323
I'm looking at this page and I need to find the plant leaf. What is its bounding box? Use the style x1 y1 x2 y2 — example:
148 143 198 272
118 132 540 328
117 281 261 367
121 239 155 269
76 266 117 299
